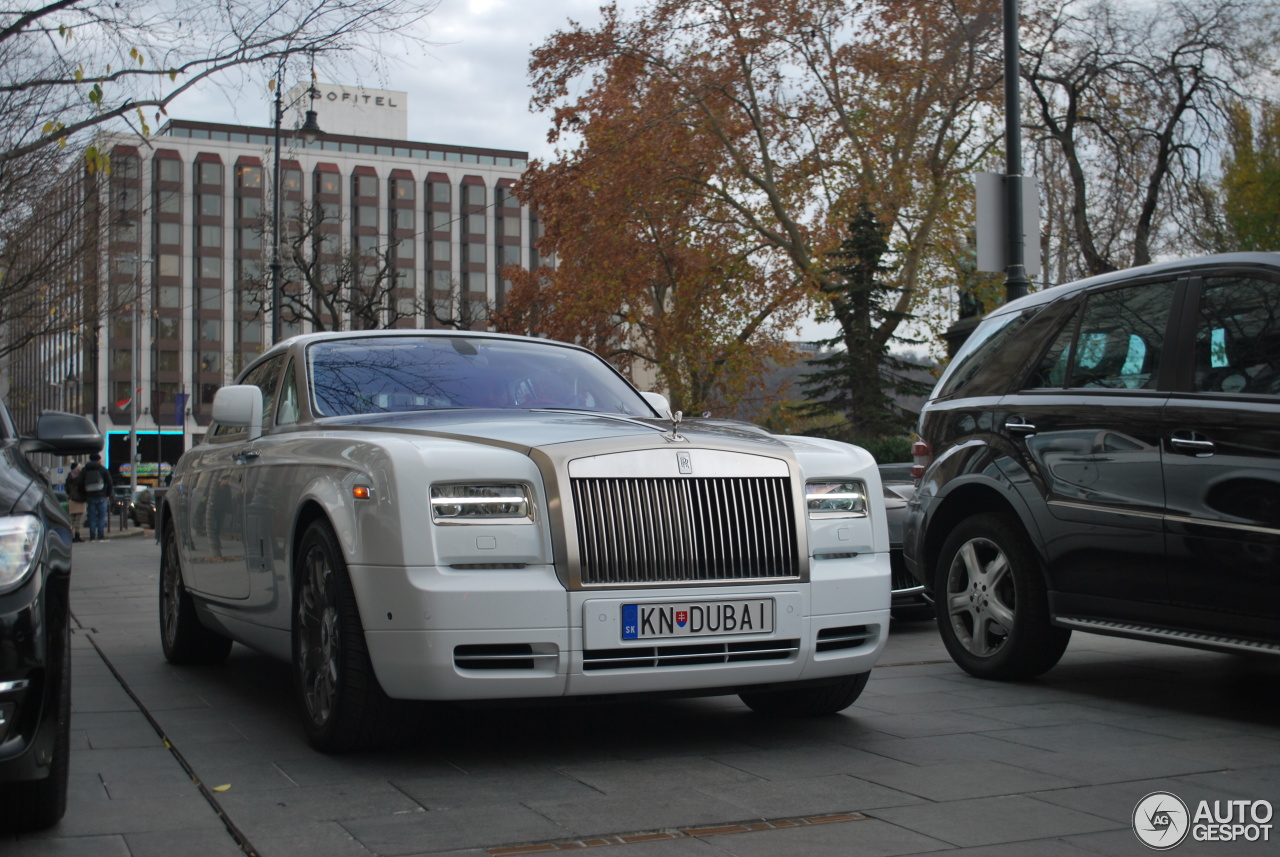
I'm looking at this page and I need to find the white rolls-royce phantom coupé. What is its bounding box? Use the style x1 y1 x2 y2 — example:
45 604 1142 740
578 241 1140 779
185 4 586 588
159 331 890 751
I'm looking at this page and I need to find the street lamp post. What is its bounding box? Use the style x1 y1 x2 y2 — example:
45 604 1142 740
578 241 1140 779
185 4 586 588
271 65 323 345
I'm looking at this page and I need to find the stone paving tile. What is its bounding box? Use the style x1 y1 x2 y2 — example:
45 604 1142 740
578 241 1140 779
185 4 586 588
709 742 913 781
848 731 1060 768
869 794 1121 848
340 804 573 856
1004 744 1227 787
893 839 1110 856
975 722 1173 753
1154 736 1280 770
524 787 761 841
72 710 165 751
851 709 1018 739
121 828 245 857
1062 827 1270 856
689 816 951 857
554 756 765 794
855 759 1077 803
697 772 926 818
212 780 426 827
392 768 604 809
961 700 1133 729
244 821 386 857
1 834 133 856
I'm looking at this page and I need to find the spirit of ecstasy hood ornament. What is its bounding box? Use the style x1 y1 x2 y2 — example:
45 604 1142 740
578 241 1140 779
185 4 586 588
663 410 686 443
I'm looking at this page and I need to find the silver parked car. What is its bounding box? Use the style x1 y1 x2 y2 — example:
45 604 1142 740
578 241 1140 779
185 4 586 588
160 331 891 751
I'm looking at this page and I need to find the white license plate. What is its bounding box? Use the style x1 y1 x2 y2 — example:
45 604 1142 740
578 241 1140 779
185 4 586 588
621 599 774 640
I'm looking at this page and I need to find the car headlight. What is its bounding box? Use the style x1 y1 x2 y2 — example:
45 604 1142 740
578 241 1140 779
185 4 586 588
805 480 868 519
0 516 43 592
430 484 531 523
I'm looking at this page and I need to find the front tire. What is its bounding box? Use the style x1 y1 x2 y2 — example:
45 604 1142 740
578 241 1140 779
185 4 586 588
0 620 70 831
293 520 402 752
934 512 1070 680
159 524 232 664
739 672 870 717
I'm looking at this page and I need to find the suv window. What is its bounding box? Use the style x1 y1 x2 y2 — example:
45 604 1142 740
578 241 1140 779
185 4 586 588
1028 281 1176 390
1194 275 1280 395
933 308 1038 399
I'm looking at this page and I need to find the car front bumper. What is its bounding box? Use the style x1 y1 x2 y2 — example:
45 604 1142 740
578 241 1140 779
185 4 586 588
347 555 890 701
0 566 63 785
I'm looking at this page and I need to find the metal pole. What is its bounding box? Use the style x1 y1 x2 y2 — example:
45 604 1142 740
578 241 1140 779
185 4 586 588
1003 0 1030 303
271 63 285 344
130 259 139 499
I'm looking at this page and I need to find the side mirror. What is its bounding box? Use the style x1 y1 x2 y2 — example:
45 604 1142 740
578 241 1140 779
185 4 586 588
20 411 103 455
211 386 265 441
640 391 671 417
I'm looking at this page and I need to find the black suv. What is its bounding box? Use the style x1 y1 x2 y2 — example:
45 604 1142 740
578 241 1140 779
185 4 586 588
0 404 102 830
904 253 1280 680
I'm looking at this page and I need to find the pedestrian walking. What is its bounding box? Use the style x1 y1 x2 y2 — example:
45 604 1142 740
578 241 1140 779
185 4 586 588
80 453 113 542
65 462 86 542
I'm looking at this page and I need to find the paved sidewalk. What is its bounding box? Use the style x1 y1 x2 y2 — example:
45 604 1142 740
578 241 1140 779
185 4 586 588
4 536 1278 856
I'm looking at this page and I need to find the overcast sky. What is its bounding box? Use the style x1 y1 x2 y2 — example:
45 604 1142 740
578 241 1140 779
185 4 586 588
168 0 838 341
171 0 613 161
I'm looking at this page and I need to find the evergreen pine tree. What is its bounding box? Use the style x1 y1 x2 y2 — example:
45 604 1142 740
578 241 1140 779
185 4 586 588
798 203 931 440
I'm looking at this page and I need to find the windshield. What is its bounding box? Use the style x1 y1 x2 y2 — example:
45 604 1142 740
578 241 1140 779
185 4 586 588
308 336 654 418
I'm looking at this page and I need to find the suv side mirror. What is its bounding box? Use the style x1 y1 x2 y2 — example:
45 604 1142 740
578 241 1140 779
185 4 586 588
20 411 103 455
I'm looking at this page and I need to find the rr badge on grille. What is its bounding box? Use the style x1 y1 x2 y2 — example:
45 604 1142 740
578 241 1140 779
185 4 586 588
677 451 692 474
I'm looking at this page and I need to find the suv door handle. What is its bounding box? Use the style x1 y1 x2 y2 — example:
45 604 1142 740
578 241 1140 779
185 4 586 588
235 449 261 464
1004 417 1037 436
1169 432 1215 456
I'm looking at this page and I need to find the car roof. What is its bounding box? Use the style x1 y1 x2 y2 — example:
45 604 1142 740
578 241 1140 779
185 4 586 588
988 252 1280 319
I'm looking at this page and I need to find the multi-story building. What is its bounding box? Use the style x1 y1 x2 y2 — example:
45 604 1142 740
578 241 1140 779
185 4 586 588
7 84 544 482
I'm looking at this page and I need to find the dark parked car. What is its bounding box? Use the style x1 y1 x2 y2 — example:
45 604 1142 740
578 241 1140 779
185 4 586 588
879 463 930 620
128 486 164 529
905 253 1280 680
0 406 102 831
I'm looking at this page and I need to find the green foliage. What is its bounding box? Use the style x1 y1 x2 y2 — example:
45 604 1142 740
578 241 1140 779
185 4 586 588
1220 101 1280 252
796 204 931 441
849 435 914 464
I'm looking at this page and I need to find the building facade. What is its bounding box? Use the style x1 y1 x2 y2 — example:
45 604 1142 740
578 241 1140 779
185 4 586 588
8 85 545 481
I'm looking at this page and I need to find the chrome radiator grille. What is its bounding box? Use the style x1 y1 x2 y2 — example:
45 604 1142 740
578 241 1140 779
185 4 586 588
571 477 799 585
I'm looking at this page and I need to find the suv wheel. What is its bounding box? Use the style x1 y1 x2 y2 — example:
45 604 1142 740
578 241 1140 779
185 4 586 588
935 512 1070 680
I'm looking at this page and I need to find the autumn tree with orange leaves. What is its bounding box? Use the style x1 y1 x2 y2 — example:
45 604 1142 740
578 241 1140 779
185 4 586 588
498 0 1003 418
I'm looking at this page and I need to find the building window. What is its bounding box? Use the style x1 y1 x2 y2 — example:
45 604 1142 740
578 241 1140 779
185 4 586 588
466 243 486 265
156 318 180 339
396 268 416 288
199 257 222 279
392 179 415 200
157 159 182 183
110 349 131 371
196 162 223 185
431 240 451 262
199 194 222 217
357 205 378 228
200 287 221 311
466 271 487 293
156 222 181 246
500 216 521 239
464 185 485 207
318 172 341 194
430 181 451 204
502 245 522 267
157 285 181 308
283 169 302 191
201 383 219 404
466 213 486 235
433 270 452 290
239 320 263 344
239 228 262 250
395 239 414 260
393 209 415 230
237 259 263 286
431 211 451 233
157 254 181 278
237 166 263 188
357 235 378 257
199 319 222 341
355 175 378 198
199 224 222 247
156 190 181 214
156 350 180 371
239 197 262 220
199 351 222 373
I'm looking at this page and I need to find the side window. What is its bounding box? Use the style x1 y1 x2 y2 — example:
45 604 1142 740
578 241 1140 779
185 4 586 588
240 355 285 434
1064 281 1176 390
1195 276 1280 395
1026 308 1080 388
277 360 300 426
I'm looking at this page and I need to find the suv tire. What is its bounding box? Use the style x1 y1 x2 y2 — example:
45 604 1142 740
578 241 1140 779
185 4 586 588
934 512 1070 680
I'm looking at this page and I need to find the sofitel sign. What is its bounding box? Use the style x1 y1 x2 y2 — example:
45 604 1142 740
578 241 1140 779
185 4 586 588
320 90 400 108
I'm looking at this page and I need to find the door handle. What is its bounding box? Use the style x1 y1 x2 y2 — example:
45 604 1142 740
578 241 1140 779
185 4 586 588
1169 433 1214 456
235 449 261 464
1004 417 1037 436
